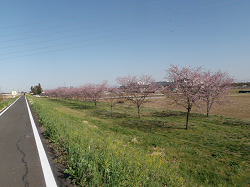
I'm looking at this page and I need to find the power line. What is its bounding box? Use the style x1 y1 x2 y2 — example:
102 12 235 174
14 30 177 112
0 19 172 49
1 6 249 51
0 0 173 30
0 1 246 44
0 7 171 38
0 0 227 31
0 0 247 60
0 13 176 43
0 0 238 37
1 15 248 61
0 25 177 55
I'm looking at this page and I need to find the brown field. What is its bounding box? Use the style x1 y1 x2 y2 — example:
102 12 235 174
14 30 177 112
144 90 250 120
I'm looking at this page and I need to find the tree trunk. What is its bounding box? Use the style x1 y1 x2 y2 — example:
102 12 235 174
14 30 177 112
137 105 141 118
111 101 113 114
206 103 210 117
186 108 191 130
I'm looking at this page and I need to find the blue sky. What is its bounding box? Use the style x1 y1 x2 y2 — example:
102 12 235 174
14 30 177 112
0 0 249 92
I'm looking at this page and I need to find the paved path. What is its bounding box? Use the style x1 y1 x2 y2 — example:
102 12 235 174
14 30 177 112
0 95 73 187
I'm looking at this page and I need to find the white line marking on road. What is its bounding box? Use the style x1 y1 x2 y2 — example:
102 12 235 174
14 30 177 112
25 96 57 187
0 96 21 117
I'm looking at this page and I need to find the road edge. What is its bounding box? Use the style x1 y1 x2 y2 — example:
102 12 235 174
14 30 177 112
25 95 58 187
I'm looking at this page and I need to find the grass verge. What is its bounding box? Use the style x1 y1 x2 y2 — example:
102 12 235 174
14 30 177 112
0 97 20 112
27 95 250 187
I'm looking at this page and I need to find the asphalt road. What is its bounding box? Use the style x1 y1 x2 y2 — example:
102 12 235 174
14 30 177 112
0 95 73 187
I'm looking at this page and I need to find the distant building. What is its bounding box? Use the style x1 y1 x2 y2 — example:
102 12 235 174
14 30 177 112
11 91 17 96
155 81 173 87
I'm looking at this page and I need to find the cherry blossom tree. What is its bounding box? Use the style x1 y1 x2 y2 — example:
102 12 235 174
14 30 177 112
44 89 53 98
104 86 118 113
201 70 234 117
116 74 157 118
45 88 60 99
86 81 108 108
80 84 90 107
163 64 204 130
104 86 126 114
57 87 70 101
71 87 82 103
66 87 74 102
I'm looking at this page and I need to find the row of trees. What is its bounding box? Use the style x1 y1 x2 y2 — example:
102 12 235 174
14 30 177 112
44 64 233 130
44 81 108 107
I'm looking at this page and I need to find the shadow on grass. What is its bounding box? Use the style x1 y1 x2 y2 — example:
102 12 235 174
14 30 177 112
50 99 94 110
152 110 208 118
49 99 191 130
92 110 130 119
152 110 186 117
221 118 250 127
154 110 250 128
120 119 186 131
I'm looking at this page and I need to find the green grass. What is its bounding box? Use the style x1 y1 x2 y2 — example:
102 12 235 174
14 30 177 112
0 96 19 111
27 96 250 187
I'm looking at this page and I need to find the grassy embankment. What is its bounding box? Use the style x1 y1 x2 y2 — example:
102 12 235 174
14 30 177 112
27 95 250 187
0 96 20 112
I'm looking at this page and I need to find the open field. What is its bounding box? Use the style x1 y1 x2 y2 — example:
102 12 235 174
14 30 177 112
28 94 250 186
209 93 250 120
145 91 250 120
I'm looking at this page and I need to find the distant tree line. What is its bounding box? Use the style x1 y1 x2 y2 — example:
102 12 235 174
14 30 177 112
30 83 43 95
233 82 250 87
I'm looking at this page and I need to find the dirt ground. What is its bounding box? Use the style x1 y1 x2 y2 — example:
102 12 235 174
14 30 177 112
201 93 250 120
144 91 250 120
